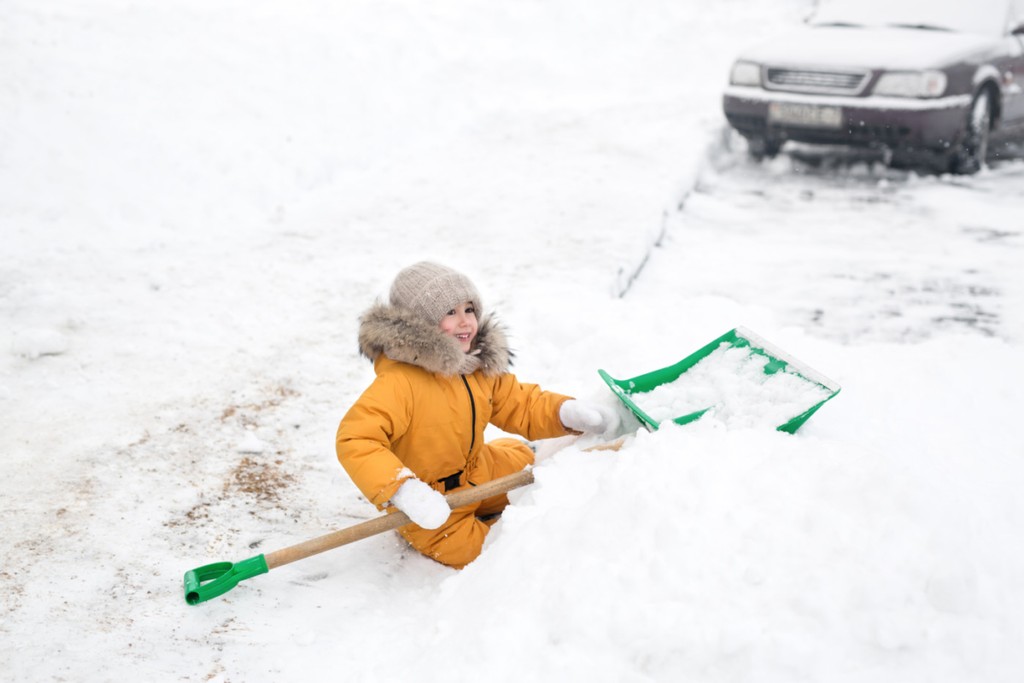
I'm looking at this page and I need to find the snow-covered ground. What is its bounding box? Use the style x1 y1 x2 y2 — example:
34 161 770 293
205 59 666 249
3 1 1024 681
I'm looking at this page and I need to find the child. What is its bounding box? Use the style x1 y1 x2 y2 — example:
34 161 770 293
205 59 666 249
336 262 617 568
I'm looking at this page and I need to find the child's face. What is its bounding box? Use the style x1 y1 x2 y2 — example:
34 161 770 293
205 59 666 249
438 300 478 353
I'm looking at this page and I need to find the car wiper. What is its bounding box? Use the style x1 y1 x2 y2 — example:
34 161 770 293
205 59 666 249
812 21 864 28
886 22 952 32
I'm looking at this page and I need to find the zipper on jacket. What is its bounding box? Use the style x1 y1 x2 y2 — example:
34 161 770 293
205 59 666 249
460 375 477 456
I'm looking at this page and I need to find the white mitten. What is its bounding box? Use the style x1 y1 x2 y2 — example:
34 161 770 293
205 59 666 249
390 478 450 529
559 399 620 435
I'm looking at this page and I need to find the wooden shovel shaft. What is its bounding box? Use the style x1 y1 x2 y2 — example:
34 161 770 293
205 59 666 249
263 468 535 570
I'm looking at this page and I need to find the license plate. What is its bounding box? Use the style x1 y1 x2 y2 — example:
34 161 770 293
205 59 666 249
767 102 843 129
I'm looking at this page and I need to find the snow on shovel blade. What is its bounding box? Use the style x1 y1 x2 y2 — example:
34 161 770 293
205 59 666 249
598 326 840 433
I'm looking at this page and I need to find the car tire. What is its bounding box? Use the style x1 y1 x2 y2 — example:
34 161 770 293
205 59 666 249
951 90 993 174
747 136 782 160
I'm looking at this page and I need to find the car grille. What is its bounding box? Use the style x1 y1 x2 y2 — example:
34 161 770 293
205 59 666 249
725 111 913 146
765 68 868 94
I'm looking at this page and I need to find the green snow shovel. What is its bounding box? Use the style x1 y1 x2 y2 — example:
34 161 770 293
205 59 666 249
599 326 841 433
183 468 534 605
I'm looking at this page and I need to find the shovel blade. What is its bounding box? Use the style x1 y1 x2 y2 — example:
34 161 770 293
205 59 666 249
598 326 840 433
183 555 269 605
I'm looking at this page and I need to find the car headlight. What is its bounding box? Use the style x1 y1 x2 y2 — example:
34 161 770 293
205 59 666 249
873 70 947 98
729 61 762 87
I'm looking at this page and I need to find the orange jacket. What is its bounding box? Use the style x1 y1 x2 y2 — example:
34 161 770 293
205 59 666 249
336 303 573 507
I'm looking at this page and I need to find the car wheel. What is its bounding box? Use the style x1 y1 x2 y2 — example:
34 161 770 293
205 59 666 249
747 136 782 160
952 90 993 174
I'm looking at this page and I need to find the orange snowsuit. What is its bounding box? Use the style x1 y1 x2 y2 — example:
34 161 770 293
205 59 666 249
337 304 574 568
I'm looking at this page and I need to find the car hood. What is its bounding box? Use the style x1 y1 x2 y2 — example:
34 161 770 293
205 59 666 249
737 24 997 71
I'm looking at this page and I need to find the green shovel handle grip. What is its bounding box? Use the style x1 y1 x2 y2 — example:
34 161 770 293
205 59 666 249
183 555 269 605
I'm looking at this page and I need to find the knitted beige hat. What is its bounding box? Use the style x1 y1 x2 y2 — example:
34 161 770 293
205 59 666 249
388 262 482 325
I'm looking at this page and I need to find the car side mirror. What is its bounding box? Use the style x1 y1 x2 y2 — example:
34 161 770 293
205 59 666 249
1013 22 1024 35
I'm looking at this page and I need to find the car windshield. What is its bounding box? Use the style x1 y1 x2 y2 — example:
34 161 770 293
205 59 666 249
811 0 1011 36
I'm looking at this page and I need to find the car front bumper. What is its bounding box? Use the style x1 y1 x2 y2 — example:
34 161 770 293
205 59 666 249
723 85 972 153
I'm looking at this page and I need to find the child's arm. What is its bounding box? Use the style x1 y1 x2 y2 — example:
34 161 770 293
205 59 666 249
336 376 414 508
487 374 575 439
485 374 569 438
488 374 619 438
337 376 451 528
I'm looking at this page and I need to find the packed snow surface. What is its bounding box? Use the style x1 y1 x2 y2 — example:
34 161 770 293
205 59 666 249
3 1 1024 682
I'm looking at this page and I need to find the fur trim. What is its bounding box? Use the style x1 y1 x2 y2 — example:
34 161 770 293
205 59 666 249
358 302 512 376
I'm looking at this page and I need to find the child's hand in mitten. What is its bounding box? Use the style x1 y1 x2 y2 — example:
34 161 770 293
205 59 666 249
390 478 450 529
559 399 620 436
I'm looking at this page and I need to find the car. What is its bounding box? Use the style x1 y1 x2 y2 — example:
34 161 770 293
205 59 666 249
722 0 1024 173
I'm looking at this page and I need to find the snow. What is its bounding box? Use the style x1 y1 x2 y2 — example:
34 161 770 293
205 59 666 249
10 327 71 360
3 1 1024 682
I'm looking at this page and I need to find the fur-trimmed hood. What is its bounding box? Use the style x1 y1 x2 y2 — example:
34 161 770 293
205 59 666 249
357 302 512 377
